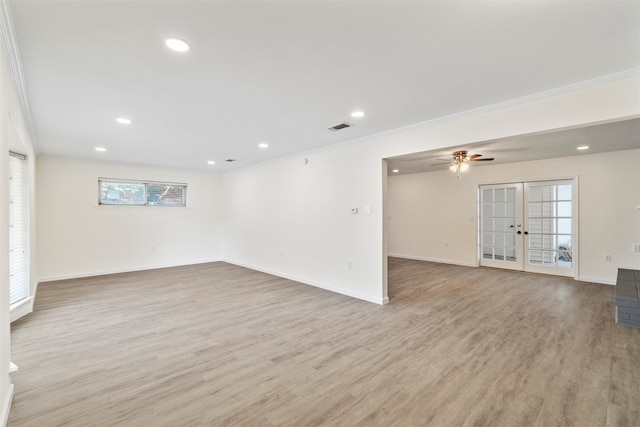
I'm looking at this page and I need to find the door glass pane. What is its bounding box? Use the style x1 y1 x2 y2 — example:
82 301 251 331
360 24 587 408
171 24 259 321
558 185 571 200
543 251 556 265
529 203 541 217
529 186 542 201
482 203 493 217
483 233 493 245
558 218 571 234
483 218 493 232
529 219 542 233
542 219 555 233
557 201 571 217
542 202 555 216
529 235 542 249
505 233 515 247
542 235 556 250
529 250 542 264
495 203 505 217
495 218 505 231
495 189 505 202
483 246 493 259
506 188 516 202
506 203 516 216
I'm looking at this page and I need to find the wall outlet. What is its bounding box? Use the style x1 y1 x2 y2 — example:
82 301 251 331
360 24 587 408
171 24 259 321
604 254 612 262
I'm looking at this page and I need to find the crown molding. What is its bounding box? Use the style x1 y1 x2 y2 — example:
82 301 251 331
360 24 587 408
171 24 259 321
369 68 640 140
0 0 38 150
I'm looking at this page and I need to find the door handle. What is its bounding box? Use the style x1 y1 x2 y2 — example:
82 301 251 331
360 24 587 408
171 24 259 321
524 231 529 235
517 231 522 234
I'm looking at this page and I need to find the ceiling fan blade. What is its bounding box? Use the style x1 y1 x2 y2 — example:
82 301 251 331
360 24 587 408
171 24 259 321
469 154 483 160
470 157 495 162
430 162 452 166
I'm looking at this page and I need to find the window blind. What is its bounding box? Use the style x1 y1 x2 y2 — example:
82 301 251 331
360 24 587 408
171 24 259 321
9 152 29 305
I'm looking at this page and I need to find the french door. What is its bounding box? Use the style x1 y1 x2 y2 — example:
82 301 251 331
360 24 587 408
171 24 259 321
480 179 575 277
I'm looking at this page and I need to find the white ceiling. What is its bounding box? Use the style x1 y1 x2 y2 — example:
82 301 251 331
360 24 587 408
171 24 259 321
8 0 640 171
387 118 640 175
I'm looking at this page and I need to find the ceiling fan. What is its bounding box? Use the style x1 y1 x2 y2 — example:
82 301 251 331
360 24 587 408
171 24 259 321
431 150 495 178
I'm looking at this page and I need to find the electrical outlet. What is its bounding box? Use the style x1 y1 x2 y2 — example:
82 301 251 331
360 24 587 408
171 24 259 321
604 254 612 262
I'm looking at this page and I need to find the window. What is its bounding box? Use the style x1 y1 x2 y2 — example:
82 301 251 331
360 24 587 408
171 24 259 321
99 178 187 206
9 152 29 305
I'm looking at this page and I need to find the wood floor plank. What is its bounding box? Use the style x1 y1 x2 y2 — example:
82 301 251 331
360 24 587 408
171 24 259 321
8 259 640 426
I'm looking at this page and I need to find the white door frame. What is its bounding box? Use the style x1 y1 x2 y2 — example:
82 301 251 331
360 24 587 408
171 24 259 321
478 177 578 279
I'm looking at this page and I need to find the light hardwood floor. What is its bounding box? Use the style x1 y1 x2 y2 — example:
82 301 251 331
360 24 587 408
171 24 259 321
9 259 640 426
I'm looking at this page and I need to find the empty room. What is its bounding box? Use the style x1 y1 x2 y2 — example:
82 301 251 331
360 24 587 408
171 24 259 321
1 1 639 426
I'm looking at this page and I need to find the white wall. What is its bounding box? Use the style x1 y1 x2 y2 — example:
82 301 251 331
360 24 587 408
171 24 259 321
37 156 222 281
221 74 639 304
221 144 386 304
387 149 640 284
0 27 37 427
0 42 12 427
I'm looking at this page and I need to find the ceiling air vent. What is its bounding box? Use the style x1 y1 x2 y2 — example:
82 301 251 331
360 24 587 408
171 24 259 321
329 122 353 131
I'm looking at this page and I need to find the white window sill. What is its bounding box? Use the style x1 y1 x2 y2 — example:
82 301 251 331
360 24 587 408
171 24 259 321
10 296 34 323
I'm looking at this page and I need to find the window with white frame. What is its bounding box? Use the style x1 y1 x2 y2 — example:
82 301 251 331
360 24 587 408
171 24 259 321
98 178 187 206
9 152 29 305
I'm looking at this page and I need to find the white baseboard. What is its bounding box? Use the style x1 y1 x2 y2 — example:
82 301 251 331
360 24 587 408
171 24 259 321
222 259 388 305
577 276 615 286
10 296 34 323
388 253 477 268
2 383 14 427
389 254 620 285
37 258 223 283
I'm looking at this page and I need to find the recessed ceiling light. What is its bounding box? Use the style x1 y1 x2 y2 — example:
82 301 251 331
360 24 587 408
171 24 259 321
165 38 191 52
258 143 269 149
351 111 365 118
95 147 107 152
577 145 590 150
392 169 399 173
207 160 216 165
116 117 131 125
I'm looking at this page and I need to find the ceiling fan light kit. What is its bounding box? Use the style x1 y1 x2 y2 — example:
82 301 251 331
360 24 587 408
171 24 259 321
439 150 495 179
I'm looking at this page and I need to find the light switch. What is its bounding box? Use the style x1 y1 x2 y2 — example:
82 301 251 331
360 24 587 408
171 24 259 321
364 205 372 215
351 208 358 214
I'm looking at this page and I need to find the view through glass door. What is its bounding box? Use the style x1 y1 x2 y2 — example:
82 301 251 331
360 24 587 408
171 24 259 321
480 179 575 277
479 183 523 271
